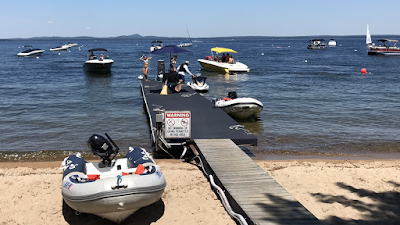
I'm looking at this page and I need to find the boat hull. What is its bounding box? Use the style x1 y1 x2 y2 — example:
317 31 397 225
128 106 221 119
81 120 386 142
215 98 263 119
84 59 114 72
368 49 400 55
62 147 166 223
17 50 45 57
197 59 249 73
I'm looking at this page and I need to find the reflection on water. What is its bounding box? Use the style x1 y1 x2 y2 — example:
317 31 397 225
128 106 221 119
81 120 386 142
236 115 264 134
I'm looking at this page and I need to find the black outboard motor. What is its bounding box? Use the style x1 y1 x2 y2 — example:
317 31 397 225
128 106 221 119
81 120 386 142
228 91 237 99
157 60 165 81
87 133 119 167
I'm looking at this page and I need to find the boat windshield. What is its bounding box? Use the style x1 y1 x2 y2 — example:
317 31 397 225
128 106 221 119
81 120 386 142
87 49 111 60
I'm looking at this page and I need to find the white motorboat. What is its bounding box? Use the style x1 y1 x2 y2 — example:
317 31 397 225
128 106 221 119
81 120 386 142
214 91 263 119
328 39 337 47
186 76 209 92
50 44 71 51
62 133 166 224
83 48 114 72
150 40 163 52
197 47 249 73
307 39 327 49
17 45 45 57
178 41 192 47
368 39 400 55
66 42 78 47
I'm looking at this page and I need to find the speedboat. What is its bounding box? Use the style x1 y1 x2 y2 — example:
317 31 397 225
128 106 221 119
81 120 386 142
307 39 327 49
17 45 45 57
50 44 71 51
186 76 209 92
328 39 336 47
197 47 250 73
214 91 263 119
150 40 163 52
62 133 166 224
66 42 78 47
368 39 400 55
178 41 192 47
83 48 114 72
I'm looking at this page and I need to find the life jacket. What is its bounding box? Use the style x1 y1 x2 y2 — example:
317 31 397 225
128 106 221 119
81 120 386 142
178 63 186 72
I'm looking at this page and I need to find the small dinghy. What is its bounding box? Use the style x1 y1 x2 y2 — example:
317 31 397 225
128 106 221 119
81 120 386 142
61 133 166 224
214 91 263 119
187 76 209 92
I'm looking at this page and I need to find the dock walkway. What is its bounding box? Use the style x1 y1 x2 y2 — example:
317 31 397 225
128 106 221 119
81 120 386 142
194 139 322 225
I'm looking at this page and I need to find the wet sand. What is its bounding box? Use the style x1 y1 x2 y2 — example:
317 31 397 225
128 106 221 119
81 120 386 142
1 158 400 224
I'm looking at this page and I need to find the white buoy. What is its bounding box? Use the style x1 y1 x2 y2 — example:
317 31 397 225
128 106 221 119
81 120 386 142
36 57 39 59
58 53 61 55
354 49 357 52
261 53 264 55
304 60 307 63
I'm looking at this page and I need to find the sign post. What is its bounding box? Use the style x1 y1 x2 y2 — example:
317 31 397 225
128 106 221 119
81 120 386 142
164 111 191 139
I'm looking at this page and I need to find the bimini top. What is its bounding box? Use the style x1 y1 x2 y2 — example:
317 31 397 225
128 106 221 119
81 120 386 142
211 47 238 54
309 39 325 42
152 40 163 43
377 39 399 43
87 48 109 52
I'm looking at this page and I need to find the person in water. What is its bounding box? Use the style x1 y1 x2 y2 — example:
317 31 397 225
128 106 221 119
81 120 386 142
140 54 153 81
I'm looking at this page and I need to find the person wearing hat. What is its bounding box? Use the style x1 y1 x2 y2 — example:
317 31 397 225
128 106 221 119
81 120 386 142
177 61 195 82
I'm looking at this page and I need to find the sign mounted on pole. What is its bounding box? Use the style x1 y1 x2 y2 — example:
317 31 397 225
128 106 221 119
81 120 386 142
164 111 191 139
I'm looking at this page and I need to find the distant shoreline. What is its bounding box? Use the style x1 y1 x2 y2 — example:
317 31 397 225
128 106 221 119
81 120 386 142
3 34 400 41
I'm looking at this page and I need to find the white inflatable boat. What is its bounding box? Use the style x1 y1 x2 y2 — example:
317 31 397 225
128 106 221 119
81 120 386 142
61 134 166 224
214 91 263 119
186 76 209 92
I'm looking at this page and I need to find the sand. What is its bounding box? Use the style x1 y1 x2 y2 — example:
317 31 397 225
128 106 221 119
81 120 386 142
0 159 399 225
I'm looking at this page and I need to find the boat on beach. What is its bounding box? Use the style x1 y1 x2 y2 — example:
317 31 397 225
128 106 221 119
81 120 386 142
307 39 327 49
17 45 45 57
62 133 166 224
214 91 263 119
197 47 249 73
83 48 114 72
150 40 163 52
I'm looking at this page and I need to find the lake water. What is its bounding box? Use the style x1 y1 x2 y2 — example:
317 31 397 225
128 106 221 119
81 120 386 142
1 37 399 158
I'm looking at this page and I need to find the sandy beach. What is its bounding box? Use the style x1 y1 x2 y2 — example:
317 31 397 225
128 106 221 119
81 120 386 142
1 158 400 225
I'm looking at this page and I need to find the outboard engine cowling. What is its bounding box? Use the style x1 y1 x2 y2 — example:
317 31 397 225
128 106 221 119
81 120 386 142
87 133 119 166
228 91 237 99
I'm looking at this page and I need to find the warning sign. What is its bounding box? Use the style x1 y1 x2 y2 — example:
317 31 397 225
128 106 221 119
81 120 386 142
164 111 191 139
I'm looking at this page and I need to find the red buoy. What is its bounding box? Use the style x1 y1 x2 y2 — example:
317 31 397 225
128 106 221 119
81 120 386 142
361 68 367 74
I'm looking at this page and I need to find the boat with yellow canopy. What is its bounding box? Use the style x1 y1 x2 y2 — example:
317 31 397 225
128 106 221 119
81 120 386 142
197 47 249 73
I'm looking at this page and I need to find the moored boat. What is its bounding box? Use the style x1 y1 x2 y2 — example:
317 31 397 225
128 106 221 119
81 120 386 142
150 40 163 52
307 39 327 49
214 91 263 119
62 133 166 224
197 47 249 73
17 45 45 57
186 76 209 92
50 44 71 51
368 39 400 55
328 39 336 47
83 48 114 72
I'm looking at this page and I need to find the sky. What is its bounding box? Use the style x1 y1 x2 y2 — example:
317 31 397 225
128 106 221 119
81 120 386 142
1 0 400 39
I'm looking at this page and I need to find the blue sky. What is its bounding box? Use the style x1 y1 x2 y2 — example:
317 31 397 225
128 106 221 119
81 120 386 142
1 0 400 39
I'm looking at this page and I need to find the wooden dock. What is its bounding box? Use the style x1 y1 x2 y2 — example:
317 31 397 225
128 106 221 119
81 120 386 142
194 139 322 225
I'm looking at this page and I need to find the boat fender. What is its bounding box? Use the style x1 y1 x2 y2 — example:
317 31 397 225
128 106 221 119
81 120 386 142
204 56 212 60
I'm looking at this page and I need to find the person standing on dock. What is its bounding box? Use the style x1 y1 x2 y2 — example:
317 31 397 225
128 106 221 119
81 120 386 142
177 61 195 82
140 54 152 81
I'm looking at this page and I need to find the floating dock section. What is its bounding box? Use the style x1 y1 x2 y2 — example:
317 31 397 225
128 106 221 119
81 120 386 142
141 80 257 145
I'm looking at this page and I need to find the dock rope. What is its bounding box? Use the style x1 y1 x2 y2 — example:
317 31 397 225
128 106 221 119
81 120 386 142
192 155 248 225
